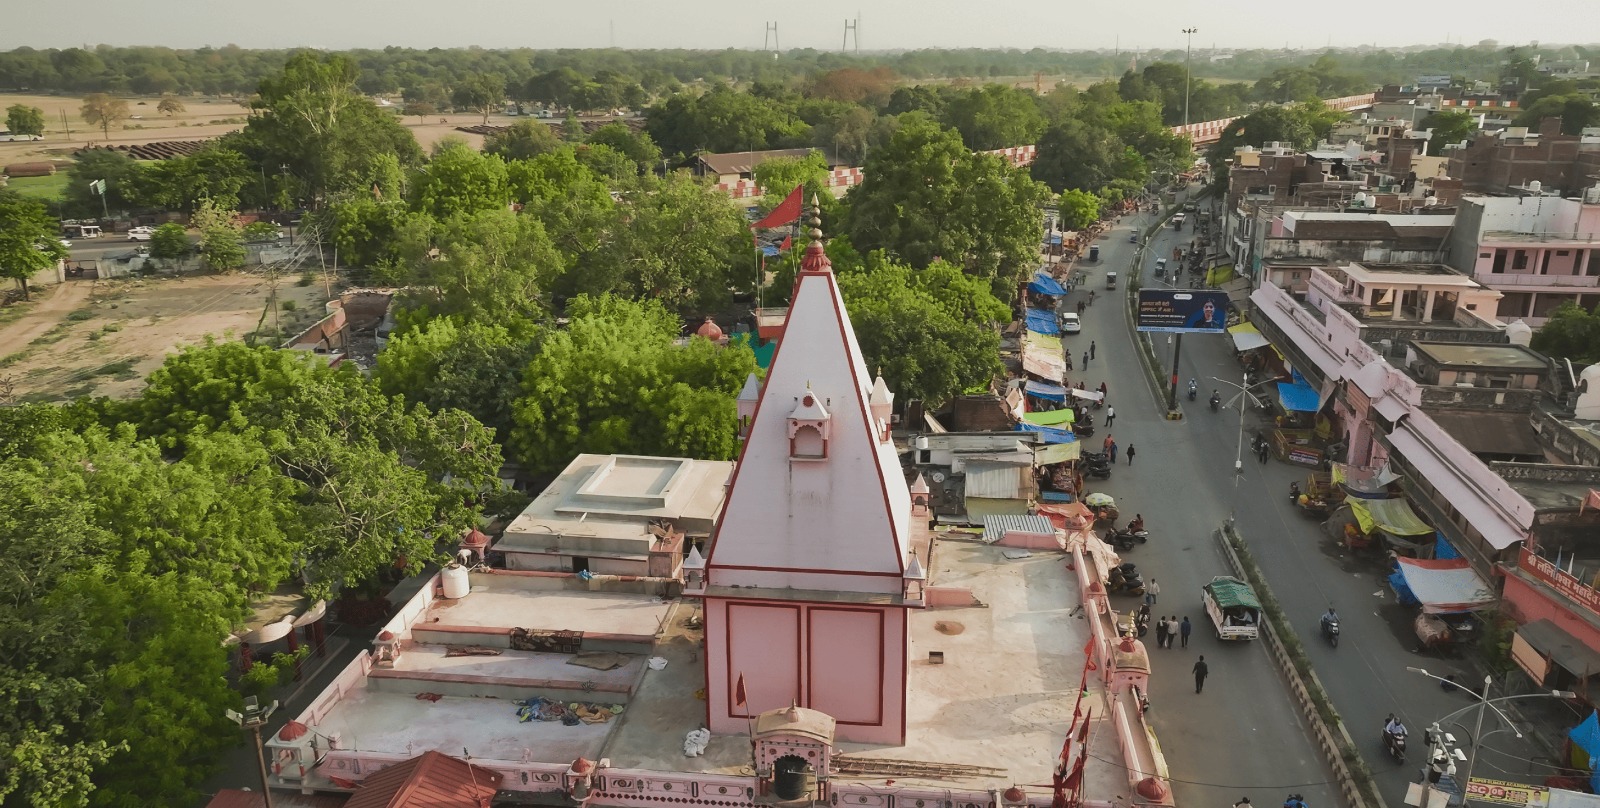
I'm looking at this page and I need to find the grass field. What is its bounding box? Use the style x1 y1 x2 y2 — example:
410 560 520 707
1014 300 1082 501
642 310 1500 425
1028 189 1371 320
3 172 69 201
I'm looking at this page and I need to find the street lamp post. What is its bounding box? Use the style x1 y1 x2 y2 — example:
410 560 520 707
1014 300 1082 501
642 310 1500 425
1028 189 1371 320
1213 372 1276 523
226 696 280 808
1406 667 1574 803
1182 28 1199 130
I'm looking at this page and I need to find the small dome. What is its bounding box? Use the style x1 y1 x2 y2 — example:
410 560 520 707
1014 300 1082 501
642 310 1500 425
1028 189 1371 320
1582 363 1600 384
1003 787 1027 803
1504 319 1533 346
571 757 595 774
696 317 725 341
378 630 396 641
279 720 310 741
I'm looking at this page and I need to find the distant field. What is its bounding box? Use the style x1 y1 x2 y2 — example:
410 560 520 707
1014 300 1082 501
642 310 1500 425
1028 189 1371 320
3 172 69 201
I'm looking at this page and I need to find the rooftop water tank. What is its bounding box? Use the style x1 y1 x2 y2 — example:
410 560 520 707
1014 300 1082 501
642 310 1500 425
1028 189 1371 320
440 563 470 599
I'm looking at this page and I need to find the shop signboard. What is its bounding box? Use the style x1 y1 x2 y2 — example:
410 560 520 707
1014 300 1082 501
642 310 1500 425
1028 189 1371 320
1466 778 1548 808
1520 547 1600 620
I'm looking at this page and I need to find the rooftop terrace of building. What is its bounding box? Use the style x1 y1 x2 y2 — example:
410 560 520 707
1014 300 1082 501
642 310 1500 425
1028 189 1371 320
292 537 1120 796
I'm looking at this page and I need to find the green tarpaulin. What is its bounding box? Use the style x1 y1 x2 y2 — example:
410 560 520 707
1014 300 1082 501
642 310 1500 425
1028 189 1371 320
1022 409 1076 426
1204 577 1261 610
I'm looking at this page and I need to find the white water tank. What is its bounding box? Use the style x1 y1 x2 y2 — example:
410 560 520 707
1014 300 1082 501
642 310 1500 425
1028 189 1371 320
1577 365 1600 421
440 563 471 599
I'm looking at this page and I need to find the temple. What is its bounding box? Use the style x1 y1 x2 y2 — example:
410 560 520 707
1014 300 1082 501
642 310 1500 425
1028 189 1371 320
690 208 923 744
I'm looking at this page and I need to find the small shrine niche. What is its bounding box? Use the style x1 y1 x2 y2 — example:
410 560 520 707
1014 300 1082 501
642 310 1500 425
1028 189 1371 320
752 705 836 802
786 391 831 460
737 373 761 440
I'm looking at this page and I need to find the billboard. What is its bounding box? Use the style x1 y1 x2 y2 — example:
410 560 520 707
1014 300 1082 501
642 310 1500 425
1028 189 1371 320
1136 289 1231 333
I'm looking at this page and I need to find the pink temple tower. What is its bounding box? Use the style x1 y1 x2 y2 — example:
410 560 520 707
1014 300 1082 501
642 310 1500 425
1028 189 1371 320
688 206 922 745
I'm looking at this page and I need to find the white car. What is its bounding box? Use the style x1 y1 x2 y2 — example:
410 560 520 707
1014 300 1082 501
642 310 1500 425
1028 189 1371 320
127 226 155 241
1060 312 1082 334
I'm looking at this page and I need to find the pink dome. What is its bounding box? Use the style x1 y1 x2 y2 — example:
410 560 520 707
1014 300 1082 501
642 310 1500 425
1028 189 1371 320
696 318 724 340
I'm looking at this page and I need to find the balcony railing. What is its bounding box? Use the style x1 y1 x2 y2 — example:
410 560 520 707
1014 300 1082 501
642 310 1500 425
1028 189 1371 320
1482 231 1600 245
1482 273 1600 288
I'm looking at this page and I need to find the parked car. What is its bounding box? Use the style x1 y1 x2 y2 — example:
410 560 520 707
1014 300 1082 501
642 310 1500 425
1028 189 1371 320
127 226 155 241
1059 312 1082 334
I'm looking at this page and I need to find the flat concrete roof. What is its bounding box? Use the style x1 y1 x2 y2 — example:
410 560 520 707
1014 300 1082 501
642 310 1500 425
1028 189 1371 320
427 585 672 637
495 454 733 554
1412 342 1547 369
1505 477 1600 511
1342 262 1481 286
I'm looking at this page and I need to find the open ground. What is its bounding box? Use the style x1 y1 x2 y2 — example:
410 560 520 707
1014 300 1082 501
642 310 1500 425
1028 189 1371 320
0 273 332 402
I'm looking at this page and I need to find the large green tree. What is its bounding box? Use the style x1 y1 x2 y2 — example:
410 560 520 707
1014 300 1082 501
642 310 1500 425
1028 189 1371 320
941 85 1045 150
412 208 562 323
130 145 255 213
0 190 68 299
232 52 423 203
510 295 758 473
1530 302 1600 365
1420 109 1477 149
596 173 752 312
451 72 505 124
843 115 1049 296
483 119 563 161
63 149 142 218
375 316 539 440
409 140 510 219
4 103 45 136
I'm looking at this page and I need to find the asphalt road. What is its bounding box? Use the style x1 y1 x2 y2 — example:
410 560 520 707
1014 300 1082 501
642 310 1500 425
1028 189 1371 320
1095 189 1564 807
1056 201 1338 808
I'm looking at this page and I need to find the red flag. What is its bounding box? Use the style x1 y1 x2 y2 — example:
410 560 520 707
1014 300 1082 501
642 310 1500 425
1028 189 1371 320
734 673 748 710
779 234 793 251
751 185 803 229
1083 638 1098 671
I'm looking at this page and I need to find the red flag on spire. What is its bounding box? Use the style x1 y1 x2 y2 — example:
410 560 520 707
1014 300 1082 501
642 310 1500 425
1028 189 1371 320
779 234 793 252
751 185 803 229
734 673 748 710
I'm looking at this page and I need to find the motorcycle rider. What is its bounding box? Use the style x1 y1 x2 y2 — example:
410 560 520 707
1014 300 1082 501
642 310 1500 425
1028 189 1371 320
1321 607 1338 633
1187 378 1198 401
1384 714 1408 757
1209 390 1221 411
1128 514 1145 534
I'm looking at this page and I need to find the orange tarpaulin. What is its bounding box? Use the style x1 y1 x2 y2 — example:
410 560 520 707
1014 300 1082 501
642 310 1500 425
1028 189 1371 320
1037 502 1094 531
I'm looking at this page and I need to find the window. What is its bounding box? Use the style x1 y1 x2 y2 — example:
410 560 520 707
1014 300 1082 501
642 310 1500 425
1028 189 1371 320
1492 250 1507 273
1541 252 1553 273
1512 251 1529 270
791 425 826 459
1587 251 1600 276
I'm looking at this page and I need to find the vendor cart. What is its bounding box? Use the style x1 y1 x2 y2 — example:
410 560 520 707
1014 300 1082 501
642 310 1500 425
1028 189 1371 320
1202 576 1262 641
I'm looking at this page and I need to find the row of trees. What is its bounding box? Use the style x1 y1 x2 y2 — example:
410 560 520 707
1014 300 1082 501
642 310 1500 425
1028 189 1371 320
2 42 1591 98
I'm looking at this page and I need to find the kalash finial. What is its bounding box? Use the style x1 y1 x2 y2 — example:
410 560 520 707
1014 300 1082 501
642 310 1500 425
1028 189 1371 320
798 195 832 274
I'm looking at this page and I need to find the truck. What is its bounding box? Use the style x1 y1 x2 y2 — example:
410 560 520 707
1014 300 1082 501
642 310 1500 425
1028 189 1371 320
1202 576 1262 641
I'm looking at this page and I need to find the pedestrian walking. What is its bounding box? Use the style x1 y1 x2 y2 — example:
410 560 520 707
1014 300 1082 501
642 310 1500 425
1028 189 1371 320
1126 444 1136 466
1097 382 1107 398
1108 441 1118 464
1105 406 1116 427
1144 577 1158 605
1089 341 1097 360
1180 616 1192 648
1089 290 1096 304
1082 351 1090 370
1155 617 1169 648
1257 441 1269 464
1193 655 1209 693
1103 434 1113 453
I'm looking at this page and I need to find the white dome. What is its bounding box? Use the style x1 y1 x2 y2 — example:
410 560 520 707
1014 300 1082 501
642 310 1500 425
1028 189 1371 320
1505 319 1533 346
1582 363 1600 384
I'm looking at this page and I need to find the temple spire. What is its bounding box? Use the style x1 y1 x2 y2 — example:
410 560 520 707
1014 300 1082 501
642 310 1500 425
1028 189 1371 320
798 196 831 275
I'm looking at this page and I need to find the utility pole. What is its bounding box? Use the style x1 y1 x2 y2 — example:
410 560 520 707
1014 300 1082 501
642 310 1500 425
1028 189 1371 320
1182 28 1199 130
226 696 279 808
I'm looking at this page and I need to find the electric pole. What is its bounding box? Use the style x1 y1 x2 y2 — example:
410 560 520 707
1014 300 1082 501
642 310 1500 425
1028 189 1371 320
1183 28 1199 129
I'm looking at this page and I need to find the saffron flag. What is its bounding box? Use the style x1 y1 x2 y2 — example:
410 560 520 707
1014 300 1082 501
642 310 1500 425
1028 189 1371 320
1083 637 1098 671
779 234 793 251
734 673 748 710
751 185 803 230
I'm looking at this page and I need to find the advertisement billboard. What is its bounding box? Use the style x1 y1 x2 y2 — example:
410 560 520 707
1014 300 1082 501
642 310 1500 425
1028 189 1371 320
1136 289 1232 333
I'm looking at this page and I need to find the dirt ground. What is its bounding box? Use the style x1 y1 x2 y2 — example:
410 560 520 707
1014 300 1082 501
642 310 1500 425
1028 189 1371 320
0 92 487 165
0 274 331 402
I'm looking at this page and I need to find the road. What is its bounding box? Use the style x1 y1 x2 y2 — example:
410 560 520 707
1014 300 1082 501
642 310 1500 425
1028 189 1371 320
1057 201 1337 808
1094 188 1560 807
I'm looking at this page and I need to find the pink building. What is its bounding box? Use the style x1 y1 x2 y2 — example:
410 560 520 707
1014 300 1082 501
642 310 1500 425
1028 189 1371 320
1447 192 1600 324
692 220 922 745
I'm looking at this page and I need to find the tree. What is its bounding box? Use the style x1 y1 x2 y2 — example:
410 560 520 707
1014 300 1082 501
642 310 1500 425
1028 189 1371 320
835 255 1003 408
193 199 245 272
509 295 758 473
375 316 539 440
403 100 435 125
0 190 67 299
232 52 423 202
483 119 562 161
156 96 185 116
451 72 504 125
411 208 561 324
1513 94 1599 135
941 85 1045 150
597 173 752 311
130 145 254 213
322 197 436 277
1055 189 1102 231
843 115 1050 296
1420 109 1477 149
147 223 189 260
409 141 510 219
584 122 662 175
1530 302 1600 365
753 152 832 212
80 93 130 140
63 149 142 218
5 103 45 136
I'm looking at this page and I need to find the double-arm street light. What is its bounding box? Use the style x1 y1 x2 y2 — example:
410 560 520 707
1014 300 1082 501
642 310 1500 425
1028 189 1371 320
226 695 280 808
1182 28 1199 129
1407 667 1574 803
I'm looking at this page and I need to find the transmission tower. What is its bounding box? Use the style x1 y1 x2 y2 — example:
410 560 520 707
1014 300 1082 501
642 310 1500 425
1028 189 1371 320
764 22 780 54
843 16 859 53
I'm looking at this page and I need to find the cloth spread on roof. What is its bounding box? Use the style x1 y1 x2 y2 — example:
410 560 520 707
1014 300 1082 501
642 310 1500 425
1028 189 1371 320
1022 409 1075 426
1277 381 1321 412
1392 557 1496 614
1024 380 1068 402
1029 272 1068 297
1349 497 1434 536
1036 501 1094 530
1025 308 1060 335
510 628 582 653
515 697 626 725
1021 332 1065 382
1034 442 1081 465
1227 322 1271 352
1331 462 1400 499
1015 422 1076 444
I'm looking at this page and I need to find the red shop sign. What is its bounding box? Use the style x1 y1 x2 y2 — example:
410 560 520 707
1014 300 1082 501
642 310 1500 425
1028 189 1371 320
1520 546 1600 619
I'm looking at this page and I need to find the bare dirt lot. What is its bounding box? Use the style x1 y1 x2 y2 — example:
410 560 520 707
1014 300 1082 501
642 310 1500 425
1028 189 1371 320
0 274 331 402
0 92 488 166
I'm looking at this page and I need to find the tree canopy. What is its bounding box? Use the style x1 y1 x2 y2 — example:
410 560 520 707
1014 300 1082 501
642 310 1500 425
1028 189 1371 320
1530 303 1600 366
0 190 67 299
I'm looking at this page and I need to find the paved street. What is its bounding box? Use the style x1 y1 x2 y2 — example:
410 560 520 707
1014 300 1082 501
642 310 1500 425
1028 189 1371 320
1081 189 1564 808
1056 203 1337 808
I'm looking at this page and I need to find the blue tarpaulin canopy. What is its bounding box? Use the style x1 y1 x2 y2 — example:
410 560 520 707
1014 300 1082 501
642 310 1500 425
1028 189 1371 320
1048 234 1063 246
760 245 780 257
1028 272 1068 297
1025 308 1060 335
1024 380 1067 402
1277 381 1321 412
1569 711 1600 794
1015 422 1077 444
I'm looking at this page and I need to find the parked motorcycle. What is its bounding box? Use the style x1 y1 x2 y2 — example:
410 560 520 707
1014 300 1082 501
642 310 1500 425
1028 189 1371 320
1107 563 1146 596
1081 451 1110 465
1111 527 1150 546
1072 422 1095 438
1084 463 1113 480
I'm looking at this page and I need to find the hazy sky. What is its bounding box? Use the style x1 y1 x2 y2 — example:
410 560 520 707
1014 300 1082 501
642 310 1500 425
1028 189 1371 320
1 0 1589 53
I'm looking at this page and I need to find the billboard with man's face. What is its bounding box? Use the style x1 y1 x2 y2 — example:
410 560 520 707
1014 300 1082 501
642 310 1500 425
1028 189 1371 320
1135 289 1232 333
